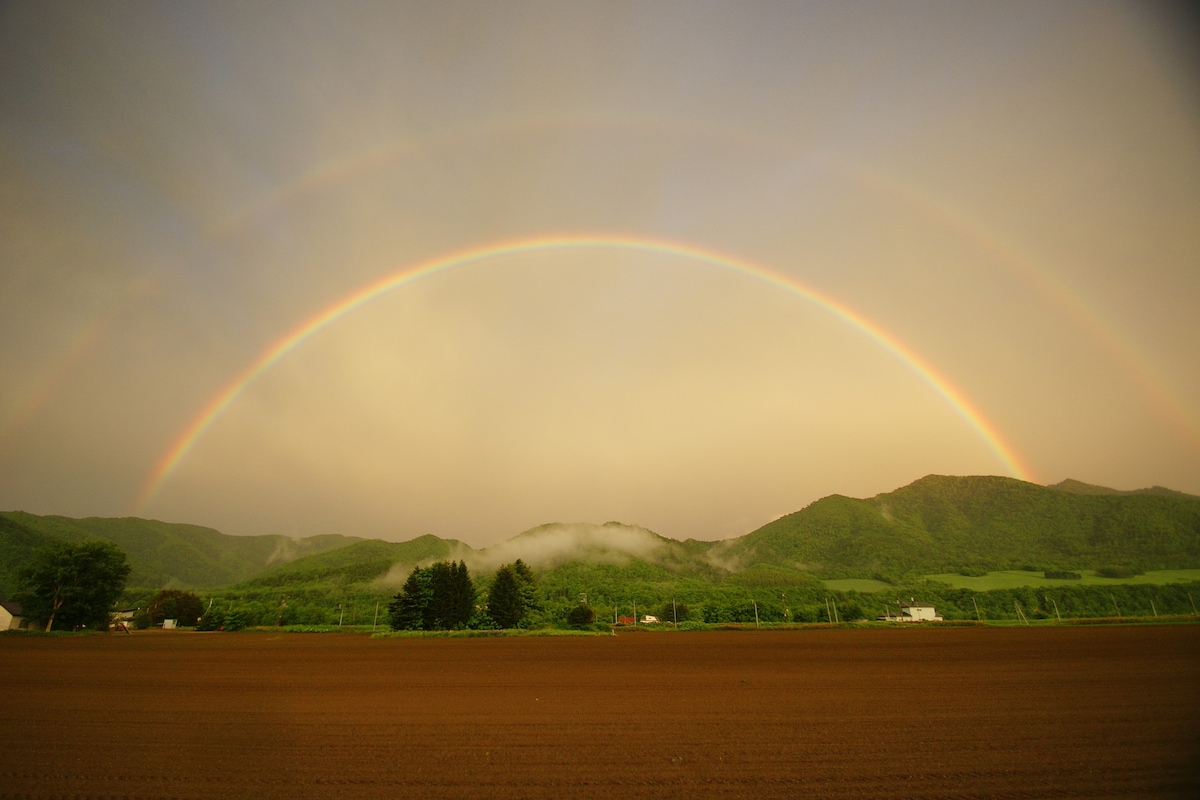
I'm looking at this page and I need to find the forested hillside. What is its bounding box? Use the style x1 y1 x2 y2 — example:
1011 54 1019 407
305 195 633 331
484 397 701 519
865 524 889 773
0 511 361 591
5 475 1200 602
727 475 1200 579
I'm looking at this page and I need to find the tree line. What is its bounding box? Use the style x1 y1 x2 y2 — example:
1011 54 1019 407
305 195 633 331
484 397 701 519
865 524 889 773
9 538 1200 632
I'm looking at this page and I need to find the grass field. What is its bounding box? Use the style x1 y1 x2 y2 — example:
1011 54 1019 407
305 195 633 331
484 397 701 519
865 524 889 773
920 568 1200 591
821 570 1200 593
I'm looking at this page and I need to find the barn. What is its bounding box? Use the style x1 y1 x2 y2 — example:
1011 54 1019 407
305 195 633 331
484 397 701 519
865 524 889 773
877 601 943 622
0 601 26 631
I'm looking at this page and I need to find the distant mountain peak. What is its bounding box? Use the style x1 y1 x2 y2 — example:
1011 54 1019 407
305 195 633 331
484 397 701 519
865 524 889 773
1049 479 1200 500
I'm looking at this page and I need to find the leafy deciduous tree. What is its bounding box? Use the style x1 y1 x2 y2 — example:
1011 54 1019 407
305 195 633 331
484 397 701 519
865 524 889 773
17 540 130 631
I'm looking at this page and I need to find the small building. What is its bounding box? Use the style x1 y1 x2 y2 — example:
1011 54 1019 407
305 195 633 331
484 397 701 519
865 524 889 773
878 601 943 623
0 601 26 631
110 608 137 632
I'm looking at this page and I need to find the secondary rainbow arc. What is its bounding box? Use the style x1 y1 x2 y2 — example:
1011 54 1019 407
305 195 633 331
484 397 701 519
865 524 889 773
192 114 1197 448
135 234 1035 512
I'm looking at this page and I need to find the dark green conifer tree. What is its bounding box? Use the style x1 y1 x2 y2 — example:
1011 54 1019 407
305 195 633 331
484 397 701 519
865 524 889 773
512 558 540 616
389 561 475 631
388 567 433 630
488 565 523 628
451 561 475 626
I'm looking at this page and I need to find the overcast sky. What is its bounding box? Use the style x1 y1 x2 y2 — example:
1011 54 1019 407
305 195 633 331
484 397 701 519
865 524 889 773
2 1 1198 545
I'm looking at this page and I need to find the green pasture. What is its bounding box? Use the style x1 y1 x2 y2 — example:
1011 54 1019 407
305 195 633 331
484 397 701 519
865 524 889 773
921 569 1200 591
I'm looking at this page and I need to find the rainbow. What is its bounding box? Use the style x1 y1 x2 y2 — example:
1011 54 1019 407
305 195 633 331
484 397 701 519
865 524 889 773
829 158 1200 448
200 116 1196 447
135 234 1035 511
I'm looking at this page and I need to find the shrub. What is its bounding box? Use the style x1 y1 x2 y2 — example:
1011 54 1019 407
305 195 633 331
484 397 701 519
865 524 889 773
1044 570 1082 580
467 608 497 630
566 604 595 627
1098 566 1141 579
223 610 249 631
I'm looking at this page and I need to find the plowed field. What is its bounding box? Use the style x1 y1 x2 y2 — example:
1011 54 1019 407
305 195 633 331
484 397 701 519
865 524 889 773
2 626 1197 799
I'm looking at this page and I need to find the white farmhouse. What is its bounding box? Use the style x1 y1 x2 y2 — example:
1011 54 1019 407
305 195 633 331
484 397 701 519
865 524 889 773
0 601 25 631
877 601 943 622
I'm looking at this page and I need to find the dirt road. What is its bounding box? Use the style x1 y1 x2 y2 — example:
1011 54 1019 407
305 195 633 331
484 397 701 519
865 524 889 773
2 626 1197 798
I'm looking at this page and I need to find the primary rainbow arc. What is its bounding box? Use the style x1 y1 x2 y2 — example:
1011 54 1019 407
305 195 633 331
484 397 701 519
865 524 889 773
135 234 1034 512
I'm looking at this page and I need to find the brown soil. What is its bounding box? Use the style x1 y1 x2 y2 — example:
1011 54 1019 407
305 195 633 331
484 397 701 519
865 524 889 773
2 626 1197 799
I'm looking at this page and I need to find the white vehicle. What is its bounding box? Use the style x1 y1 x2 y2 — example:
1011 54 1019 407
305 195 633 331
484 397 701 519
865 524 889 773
641 615 661 624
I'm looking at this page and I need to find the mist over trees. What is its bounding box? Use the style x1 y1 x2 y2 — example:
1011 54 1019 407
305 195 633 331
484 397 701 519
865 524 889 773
17 540 130 631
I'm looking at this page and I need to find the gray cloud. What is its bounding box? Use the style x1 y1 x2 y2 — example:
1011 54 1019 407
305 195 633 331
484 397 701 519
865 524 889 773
1 2 1197 545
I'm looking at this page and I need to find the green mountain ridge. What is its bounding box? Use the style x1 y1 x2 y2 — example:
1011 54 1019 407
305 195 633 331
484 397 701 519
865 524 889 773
1048 478 1200 500
0 511 362 595
723 475 1200 579
4 475 1199 600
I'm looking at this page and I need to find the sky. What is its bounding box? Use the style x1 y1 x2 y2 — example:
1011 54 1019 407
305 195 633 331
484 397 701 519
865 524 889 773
1 1 1198 546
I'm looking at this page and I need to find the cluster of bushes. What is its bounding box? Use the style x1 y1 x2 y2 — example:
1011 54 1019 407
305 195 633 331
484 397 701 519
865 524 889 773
196 607 249 631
